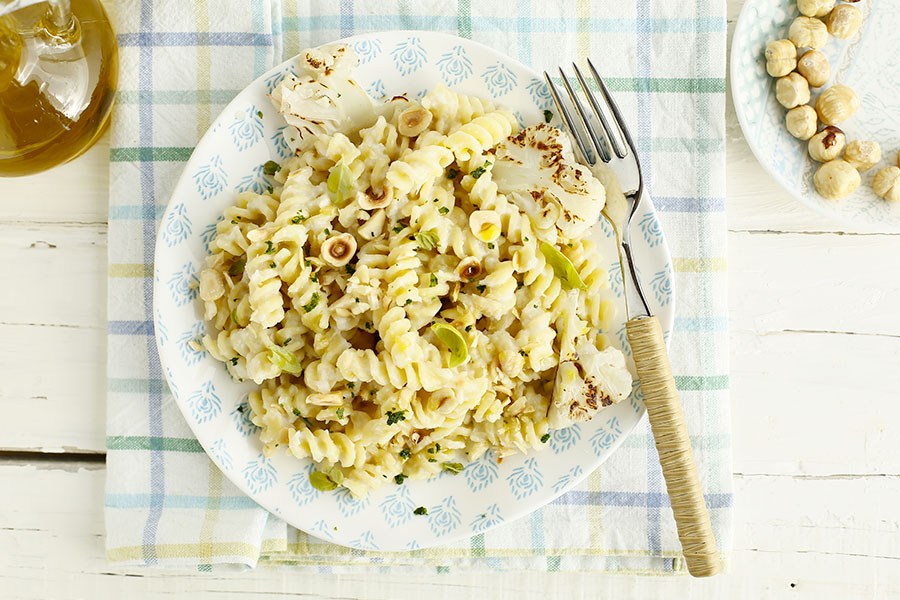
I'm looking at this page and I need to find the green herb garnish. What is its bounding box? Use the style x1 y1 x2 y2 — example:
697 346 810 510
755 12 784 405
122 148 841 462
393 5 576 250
399 448 411 459
438 206 449 215
302 292 320 313
394 474 408 485
228 257 246 276
447 168 458 179
414 506 428 515
442 462 464 474
336 407 345 419
541 433 551 443
476 284 486 293
386 410 407 425
263 160 281 176
429 273 438 287
230 357 239 366
414 229 439 250
256 110 263 119
264 240 275 254
470 161 492 179
543 109 553 123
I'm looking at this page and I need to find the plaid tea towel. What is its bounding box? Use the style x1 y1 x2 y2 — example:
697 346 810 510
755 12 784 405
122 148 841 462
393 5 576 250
105 0 732 573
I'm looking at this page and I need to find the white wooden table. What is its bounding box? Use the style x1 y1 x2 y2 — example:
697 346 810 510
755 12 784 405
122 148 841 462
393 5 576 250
3 2 899 597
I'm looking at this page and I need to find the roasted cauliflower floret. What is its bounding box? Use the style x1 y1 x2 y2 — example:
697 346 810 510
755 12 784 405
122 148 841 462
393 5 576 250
548 343 633 429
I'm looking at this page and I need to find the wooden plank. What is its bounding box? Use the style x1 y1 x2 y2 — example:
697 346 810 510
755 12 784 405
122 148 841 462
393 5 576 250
2 465 898 599
0 223 107 328
0 324 106 453
731 329 900 476
729 232 900 336
0 134 109 225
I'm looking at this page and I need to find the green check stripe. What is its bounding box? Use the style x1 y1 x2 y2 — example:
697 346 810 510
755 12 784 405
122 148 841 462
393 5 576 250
107 435 205 452
110 147 194 162
674 375 729 391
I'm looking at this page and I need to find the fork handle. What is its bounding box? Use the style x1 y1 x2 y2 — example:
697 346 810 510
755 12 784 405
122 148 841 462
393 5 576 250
626 315 721 577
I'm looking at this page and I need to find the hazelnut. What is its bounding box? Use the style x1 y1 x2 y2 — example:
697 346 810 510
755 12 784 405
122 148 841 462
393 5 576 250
398 106 433 137
356 185 394 210
797 0 835 17
468 210 502 243
776 73 811 109
808 126 845 162
816 85 859 125
844 140 881 171
457 257 483 281
765 40 797 78
357 208 386 239
789 16 828 49
814 160 861 200
827 4 863 39
306 392 343 407
874 167 900 203
199 268 226 301
321 232 357 267
797 50 830 88
785 105 818 141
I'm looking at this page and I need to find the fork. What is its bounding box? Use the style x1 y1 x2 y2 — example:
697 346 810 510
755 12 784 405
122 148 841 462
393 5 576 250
545 61 721 578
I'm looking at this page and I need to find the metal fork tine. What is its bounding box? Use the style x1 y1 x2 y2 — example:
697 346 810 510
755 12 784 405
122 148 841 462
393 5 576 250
543 71 595 166
586 58 629 159
571 62 615 163
559 67 610 164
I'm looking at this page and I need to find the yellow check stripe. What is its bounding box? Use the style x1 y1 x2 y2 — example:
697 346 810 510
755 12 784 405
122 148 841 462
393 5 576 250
107 542 260 562
671 257 727 272
109 263 154 277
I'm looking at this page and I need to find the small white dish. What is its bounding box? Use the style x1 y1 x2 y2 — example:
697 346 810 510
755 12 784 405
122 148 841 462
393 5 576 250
732 0 900 230
153 30 675 551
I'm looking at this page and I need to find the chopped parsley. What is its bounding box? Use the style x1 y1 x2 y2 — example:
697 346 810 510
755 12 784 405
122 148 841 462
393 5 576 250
438 206 450 215
465 325 472 332
302 292 320 313
269 262 276 268
447 168 458 179
336 407 345 419
264 240 275 254
310 272 318 283
230 357 239 366
345 264 355 275
442 462 464 475
427 443 441 454
262 160 281 176
427 457 437 463
394 474 408 485
386 410 407 425
415 229 440 250
541 433 551 443
405 298 413 305
324 228 330 235
399 448 411 459
543 109 553 123
237 404 245 413
228 257 246 276
476 284 487 293
282 338 292 345
392 224 404 233
292 409 313 428
291 212 305 224
470 161 492 179
266 185 274 194
364 321 373 330
517 280 524 290
519 350 528 357
256 110 263 119
347 382 355 389
429 273 438 287
413 506 428 516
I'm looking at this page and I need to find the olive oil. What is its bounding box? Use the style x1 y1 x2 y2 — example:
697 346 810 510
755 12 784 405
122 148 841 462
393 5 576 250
0 0 117 177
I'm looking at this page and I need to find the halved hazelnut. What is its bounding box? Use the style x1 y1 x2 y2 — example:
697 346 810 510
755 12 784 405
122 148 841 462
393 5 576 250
398 106 433 137
321 232 357 267
357 185 394 210
358 208 386 239
469 210 502 243
457 257 483 281
449 281 460 303
306 392 343 407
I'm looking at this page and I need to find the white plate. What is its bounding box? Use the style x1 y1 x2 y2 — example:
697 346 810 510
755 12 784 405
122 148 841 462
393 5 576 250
732 0 900 230
153 31 675 551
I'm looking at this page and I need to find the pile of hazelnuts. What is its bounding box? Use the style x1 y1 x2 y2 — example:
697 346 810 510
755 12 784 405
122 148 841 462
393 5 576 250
764 0 900 203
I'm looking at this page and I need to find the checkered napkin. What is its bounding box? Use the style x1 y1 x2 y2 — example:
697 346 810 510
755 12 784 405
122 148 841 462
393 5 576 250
105 0 732 573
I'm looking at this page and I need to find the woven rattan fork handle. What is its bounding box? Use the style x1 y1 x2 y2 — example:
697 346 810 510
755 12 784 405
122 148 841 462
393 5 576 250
626 315 721 577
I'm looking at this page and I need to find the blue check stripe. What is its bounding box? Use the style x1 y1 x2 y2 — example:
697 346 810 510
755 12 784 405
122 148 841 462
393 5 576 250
118 31 273 46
